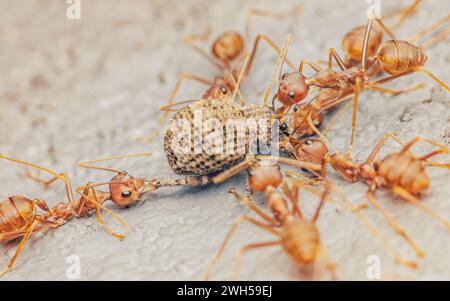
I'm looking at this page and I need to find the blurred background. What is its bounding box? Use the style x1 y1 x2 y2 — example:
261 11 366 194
0 0 449 280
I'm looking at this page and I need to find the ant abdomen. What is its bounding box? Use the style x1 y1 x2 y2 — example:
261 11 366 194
0 196 35 235
376 153 430 194
282 219 320 264
342 25 383 65
376 40 427 75
212 31 244 64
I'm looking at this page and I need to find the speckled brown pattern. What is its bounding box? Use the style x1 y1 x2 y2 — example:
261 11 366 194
164 98 273 175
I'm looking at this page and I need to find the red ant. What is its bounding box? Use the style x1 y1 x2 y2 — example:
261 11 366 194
0 154 131 277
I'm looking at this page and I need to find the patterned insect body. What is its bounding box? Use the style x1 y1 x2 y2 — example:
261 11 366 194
164 98 272 176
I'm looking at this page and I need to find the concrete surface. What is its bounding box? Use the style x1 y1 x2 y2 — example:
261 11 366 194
0 0 449 280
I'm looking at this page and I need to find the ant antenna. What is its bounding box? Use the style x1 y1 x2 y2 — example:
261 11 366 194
0 154 67 183
263 34 292 105
306 114 339 155
232 53 250 102
78 153 152 174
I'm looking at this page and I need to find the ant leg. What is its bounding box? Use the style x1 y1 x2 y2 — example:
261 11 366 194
290 179 417 268
0 155 76 203
84 187 128 240
203 215 280 280
408 13 450 44
312 186 328 223
418 68 450 91
390 0 422 29
373 18 397 39
392 186 450 230
0 219 39 277
281 180 303 217
420 27 450 48
400 136 450 168
212 155 256 184
228 188 278 225
185 31 225 71
361 17 375 70
347 77 362 156
400 136 450 154
370 68 450 92
364 132 418 164
232 241 281 280
284 170 323 186
26 172 66 189
256 156 323 176
298 60 321 73
78 152 152 174
263 34 292 105
138 74 212 142
244 6 302 51
364 82 424 95
322 100 353 136
328 48 347 71
366 191 425 258
246 34 295 76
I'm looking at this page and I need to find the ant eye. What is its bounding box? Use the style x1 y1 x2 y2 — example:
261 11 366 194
280 122 288 132
288 91 295 99
220 86 228 94
293 105 298 112
121 191 132 198
282 73 289 80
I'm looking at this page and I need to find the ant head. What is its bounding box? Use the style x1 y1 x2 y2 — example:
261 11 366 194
202 81 233 101
212 31 244 64
109 173 145 206
294 138 329 166
328 153 359 182
277 72 309 106
248 163 283 192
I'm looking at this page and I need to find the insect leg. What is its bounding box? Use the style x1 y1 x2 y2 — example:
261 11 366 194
364 82 424 95
408 13 450 44
0 219 40 278
328 48 347 71
232 241 281 280
244 5 302 52
246 34 295 76
138 73 213 143
212 154 256 184
203 215 280 280
366 191 424 258
298 59 321 73
392 186 450 230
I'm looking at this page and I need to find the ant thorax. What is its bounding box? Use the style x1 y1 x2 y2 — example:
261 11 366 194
309 69 338 87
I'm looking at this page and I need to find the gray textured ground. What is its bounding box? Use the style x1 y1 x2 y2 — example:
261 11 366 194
0 0 449 280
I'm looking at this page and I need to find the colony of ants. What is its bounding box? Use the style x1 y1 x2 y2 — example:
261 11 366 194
1 1 449 280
